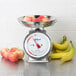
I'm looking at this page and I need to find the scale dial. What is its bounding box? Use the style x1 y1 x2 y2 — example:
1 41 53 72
23 32 52 59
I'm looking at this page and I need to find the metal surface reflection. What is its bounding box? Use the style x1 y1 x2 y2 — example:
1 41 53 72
0 56 76 76
0 57 24 76
24 63 51 76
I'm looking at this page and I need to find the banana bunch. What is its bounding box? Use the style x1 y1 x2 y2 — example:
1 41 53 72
48 36 75 63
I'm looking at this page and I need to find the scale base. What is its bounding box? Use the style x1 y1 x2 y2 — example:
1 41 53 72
28 57 48 63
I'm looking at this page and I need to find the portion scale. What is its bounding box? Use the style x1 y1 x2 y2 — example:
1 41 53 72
18 15 56 62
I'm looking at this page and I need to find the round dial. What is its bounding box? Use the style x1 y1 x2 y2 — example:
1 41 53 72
23 32 52 59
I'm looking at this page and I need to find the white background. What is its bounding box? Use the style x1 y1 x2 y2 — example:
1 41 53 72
0 0 76 49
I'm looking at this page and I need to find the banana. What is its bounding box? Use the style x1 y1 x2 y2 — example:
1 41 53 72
55 35 70 53
49 41 74 62
50 53 66 59
52 35 67 53
56 45 70 53
61 41 74 63
49 34 75 64
53 40 69 50
53 35 69 50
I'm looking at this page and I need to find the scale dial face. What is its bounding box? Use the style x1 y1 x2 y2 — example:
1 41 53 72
24 32 52 59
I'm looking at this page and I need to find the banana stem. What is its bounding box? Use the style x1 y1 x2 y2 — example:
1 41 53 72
63 35 67 41
60 35 67 44
70 41 74 48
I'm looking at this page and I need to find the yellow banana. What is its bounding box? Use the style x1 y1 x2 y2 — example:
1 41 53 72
49 53 66 59
55 35 70 53
61 41 74 63
53 40 69 50
52 35 67 53
56 46 70 53
51 46 70 59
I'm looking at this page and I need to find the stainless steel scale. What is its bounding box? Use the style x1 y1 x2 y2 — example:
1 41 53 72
18 15 56 63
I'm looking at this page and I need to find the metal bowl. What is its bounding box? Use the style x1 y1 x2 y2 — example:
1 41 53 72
18 15 56 28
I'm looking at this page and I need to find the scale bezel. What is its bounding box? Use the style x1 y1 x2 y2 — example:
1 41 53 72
23 30 52 59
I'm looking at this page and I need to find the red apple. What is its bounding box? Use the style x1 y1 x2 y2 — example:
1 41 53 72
38 16 45 20
1 51 4 57
42 17 50 21
8 52 18 62
15 49 24 59
23 16 32 22
1 48 24 62
34 18 40 22
10 48 18 52
31 16 35 22
9 48 24 60
3 51 9 59
1 48 9 59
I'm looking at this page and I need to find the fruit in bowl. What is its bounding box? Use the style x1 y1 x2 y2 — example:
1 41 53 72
23 16 50 22
41 17 50 21
23 16 32 22
23 16 35 22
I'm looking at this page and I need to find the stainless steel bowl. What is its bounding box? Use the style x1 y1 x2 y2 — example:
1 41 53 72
18 15 56 28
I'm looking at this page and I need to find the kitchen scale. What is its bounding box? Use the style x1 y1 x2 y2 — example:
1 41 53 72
18 15 56 63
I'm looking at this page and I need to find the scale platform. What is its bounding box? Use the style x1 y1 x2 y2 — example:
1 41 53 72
18 15 56 28
28 57 48 63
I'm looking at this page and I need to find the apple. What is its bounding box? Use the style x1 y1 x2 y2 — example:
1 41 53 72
3 50 9 59
1 47 24 62
8 48 19 62
1 51 4 57
31 16 35 22
42 17 50 21
1 48 9 59
15 49 24 59
38 16 45 20
8 52 18 62
10 48 24 59
34 18 40 22
10 48 18 52
23 16 32 22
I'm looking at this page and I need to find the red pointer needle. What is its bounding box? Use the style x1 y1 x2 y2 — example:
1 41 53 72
33 39 41 49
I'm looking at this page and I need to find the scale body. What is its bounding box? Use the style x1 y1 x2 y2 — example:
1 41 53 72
24 29 52 62
18 15 56 63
